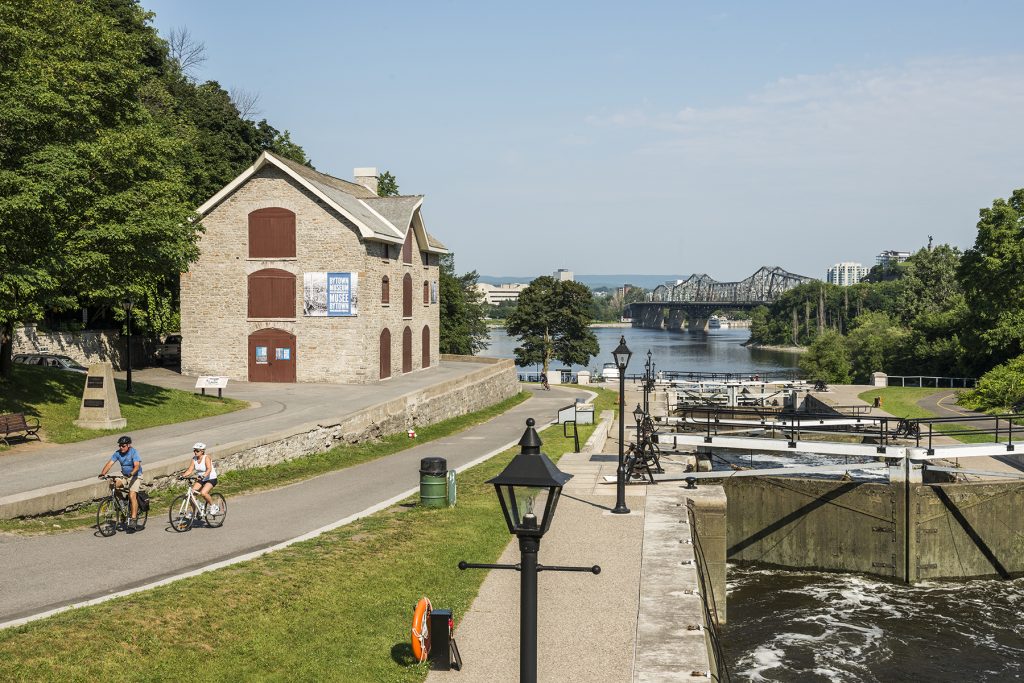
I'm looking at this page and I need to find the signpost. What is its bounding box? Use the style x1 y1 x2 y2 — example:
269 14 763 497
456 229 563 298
195 376 229 399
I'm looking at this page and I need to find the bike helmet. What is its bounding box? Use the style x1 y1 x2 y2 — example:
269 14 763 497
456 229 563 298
117 435 132 446
193 442 206 450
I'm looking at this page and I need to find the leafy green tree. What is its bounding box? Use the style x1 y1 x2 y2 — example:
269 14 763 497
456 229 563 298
798 330 852 383
958 189 1024 373
958 354 1024 412
845 312 909 383
377 171 399 197
438 254 489 355
0 0 199 378
506 277 598 374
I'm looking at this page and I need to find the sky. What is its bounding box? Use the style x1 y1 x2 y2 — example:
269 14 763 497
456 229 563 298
144 1 1024 281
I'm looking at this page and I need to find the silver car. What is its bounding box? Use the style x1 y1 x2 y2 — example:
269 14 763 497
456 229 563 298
12 354 89 374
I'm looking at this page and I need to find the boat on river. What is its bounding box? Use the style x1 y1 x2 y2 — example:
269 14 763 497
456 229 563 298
708 315 729 329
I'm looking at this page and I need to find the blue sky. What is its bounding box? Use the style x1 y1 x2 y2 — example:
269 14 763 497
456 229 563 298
144 1 1024 281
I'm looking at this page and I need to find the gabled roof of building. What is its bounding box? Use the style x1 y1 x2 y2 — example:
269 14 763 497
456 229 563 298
196 151 447 252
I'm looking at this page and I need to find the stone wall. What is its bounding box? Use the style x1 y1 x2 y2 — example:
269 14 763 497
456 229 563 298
12 325 137 368
162 356 519 480
0 356 519 518
181 165 440 383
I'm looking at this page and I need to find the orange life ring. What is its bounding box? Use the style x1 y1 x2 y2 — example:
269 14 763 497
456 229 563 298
411 596 432 663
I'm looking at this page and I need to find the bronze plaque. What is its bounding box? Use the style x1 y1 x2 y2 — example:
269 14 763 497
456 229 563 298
83 399 105 408
87 376 104 389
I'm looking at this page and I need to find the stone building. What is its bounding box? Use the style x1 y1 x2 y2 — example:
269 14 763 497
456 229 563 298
181 151 446 383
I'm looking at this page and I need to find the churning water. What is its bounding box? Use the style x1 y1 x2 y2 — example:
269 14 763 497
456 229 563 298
725 567 1024 682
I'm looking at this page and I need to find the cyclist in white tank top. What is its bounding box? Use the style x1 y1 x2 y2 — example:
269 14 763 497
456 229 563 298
180 442 220 514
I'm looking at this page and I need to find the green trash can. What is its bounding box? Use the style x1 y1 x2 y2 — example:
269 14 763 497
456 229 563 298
419 457 448 508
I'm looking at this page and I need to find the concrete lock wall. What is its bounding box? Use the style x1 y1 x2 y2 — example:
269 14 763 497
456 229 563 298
723 477 1024 582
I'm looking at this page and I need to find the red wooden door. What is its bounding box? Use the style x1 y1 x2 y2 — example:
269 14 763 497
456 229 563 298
248 329 296 382
402 327 412 373
380 328 391 379
421 326 430 368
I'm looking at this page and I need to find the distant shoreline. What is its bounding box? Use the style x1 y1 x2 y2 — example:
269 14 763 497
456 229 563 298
590 322 631 328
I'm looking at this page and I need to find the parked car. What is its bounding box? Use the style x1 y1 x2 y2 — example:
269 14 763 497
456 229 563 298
155 334 182 365
13 353 89 374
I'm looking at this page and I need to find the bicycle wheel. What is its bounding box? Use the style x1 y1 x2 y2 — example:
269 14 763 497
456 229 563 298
133 504 149 531
169 494 195 532
97 498 117 537
205 493 227 528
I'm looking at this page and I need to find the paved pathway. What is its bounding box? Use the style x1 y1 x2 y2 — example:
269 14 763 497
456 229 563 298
0 363 481 497
0 385 590 625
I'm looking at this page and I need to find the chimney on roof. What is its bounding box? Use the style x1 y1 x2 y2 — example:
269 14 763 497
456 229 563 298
353 167 379 195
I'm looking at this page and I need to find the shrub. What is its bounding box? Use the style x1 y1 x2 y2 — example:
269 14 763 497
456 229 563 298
958 354 1024 412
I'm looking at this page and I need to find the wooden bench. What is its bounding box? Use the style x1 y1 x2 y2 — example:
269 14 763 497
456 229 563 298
0 412 41 446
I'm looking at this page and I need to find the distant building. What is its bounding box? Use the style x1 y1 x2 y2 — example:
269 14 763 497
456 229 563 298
876 250 911 269
554 268 574 281
474 282 528 305
826 262 868 286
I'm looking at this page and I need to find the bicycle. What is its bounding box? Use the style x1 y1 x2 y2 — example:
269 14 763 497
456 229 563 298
170 474 227 532
97 475 148 537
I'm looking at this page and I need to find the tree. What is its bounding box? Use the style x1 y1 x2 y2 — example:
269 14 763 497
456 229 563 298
0 0 200 378
438 254 489 355
958 353 1024 412
798 330 852 383
377 171 399 197
506 277 598 374
958 189 1024 373
845 312 908 384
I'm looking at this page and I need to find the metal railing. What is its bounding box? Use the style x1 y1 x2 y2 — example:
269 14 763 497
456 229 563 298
886 375 977 388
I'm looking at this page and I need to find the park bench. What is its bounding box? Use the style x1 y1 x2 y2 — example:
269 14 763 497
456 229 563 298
0 412 41 446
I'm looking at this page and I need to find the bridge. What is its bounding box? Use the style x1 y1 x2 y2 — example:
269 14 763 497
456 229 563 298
626 266 815 330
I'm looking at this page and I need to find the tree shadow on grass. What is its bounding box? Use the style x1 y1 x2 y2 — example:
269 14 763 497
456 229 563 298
390 642 418 666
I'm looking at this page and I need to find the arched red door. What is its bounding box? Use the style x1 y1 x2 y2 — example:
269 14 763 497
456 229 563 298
402 326 412 373
248 328 296 382
380 328 391 379
422 325 430 368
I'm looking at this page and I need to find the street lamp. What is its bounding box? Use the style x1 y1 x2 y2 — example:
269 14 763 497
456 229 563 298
643 349 654 416
121 297 135 394
611 335 632 514
459 419 599 683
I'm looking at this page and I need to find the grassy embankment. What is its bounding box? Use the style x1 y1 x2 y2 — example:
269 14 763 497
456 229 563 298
0 388 617 682
0 390 531 534
857 387 994 444
0 364 246 446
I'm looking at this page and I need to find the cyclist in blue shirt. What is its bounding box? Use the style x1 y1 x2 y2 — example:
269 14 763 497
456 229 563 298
98 435 143 529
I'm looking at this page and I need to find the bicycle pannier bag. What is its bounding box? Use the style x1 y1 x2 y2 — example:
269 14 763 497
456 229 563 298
136 490 150 512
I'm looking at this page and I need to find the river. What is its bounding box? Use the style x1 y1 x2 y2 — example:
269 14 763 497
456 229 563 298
484 324 1024 682
482 326 801 377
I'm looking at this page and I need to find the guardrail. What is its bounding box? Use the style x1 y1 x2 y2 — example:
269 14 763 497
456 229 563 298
885 375 977 388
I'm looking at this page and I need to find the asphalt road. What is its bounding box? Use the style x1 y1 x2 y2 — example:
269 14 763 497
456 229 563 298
0 362 481 497
0 386 589 625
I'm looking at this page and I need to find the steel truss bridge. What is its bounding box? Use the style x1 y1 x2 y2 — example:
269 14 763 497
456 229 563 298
626 266 815 330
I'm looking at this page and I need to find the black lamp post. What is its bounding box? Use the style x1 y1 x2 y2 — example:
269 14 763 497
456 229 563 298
611 335 632 514
643 349 654 416
459 419 600 683
121 297 135 394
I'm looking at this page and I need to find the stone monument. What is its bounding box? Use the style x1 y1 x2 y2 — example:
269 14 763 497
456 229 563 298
74 362 127 429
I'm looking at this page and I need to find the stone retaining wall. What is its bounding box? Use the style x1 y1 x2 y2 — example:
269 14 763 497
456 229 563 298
0 356 519 517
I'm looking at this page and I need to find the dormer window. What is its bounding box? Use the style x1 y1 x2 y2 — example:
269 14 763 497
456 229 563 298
402 231 413 264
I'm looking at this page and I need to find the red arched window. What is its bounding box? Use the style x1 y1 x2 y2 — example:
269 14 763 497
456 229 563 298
248 269 295 318
379 328 391 379
422 325 430 368
403 273 412 317
382 276 390 305
423 281 430 304
248 208 296 258
402 231 413 264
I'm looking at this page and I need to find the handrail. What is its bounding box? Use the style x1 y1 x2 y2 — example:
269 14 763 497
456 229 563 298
686 504 731 682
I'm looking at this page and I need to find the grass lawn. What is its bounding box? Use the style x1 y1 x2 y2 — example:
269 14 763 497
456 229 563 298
0 388 617 681
857 387 993 443
0 364 246 445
